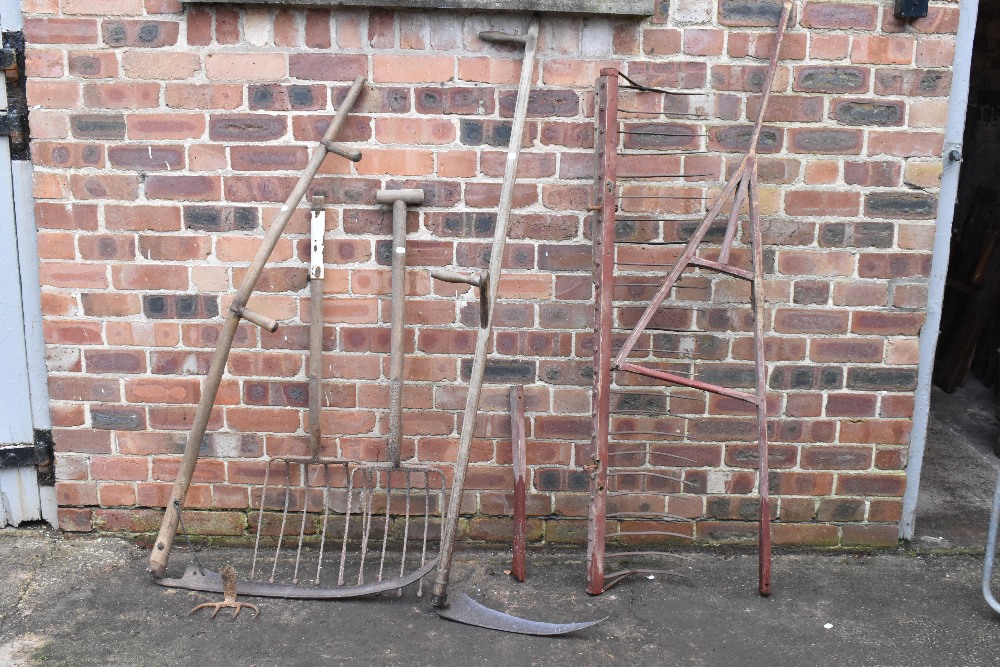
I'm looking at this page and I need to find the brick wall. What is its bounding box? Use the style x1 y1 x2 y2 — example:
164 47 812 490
25 0 959 547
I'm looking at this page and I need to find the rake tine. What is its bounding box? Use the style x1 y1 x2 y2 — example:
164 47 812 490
270 461 292 584
338 467 356 587
418 471 430 598
315 463 332 585
250 460 272 581
358 468 375 586
378 470 393 585
292 462 309 584
399 470 412 597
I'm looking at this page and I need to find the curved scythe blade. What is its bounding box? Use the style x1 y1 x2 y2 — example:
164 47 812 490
154 557 438 599
435 592 606 636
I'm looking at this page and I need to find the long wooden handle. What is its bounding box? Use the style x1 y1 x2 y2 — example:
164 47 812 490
308 198 326 458
387 199 408 467
432 15 540 608
148 76 367 579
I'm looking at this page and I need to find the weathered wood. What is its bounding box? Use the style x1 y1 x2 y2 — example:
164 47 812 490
148 76 367 580
431 16 539 609
182 0 654 17
509 385 527 583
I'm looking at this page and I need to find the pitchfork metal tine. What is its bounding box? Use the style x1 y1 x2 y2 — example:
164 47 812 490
378 470 393 584
292 462 309 584
358 468 375 586
315 463 331 585
418 471 430 598
250 460 272 581
270 461 292 584
398 470 411 597
338 468 356 587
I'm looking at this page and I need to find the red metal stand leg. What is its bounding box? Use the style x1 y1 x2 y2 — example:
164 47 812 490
587 69 619 596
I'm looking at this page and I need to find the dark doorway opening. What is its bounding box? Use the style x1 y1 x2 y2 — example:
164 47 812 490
916 2 1000 548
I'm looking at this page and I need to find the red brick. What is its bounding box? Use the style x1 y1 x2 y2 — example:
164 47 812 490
858 253 931 279
770 471 833 496
85 349 146 374
125 378 200 404
841 524 898 547
774 308 849 334
288 53 367 81
771 523 839 546
80 292 142 318
215 8 240 44
83 82 159 110
91 456 148 482
165 84 242 110
59 508 94 532
39 262 108 288
108 145 184 171
70 173 140 200
105 204 182 232
810 34 850 60
112 264 188 290
850 35 914 65
231 146 308 172
801 2 878 30
122 52 200 80
374 55 454 83
784 190 859 217
25 17 98 44
56 481 99 506
35 202 98 230
145 175 220 201
27 80 81 109
126 113 206 140
35 232 73 261
868 131 943 158
810 338 883 363
851 311 924 336
205 53 288 81
138 235 211 260
839 419 912 445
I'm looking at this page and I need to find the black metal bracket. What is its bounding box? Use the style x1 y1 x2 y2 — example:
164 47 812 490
0 430 55 486
0 31 29 160
893 0 928 19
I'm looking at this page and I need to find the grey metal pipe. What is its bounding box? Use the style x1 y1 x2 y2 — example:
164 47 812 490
983 471 1000 614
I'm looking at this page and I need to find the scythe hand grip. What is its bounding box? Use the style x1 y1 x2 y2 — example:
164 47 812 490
430 269 490 328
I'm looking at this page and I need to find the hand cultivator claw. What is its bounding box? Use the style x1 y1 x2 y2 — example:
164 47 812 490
189 566 259 620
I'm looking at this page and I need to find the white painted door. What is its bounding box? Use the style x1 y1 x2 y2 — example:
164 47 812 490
0 2 55 527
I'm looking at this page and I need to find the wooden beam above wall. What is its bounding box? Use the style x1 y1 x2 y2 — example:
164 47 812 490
181 0 655 16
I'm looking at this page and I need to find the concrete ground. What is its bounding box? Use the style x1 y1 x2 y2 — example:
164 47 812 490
1 382 997 666
915 379 1000 549
2 527 1000 666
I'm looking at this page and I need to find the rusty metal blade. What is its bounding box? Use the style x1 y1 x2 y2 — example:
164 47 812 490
155 556 438 599
435 592 606 636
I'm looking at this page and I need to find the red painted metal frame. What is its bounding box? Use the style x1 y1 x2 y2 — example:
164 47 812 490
586 3 791 597
586 68 619 596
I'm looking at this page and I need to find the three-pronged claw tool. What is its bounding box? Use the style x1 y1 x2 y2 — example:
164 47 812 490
189 566 260 620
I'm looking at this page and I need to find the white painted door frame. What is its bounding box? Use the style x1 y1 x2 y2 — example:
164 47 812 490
900 0 981 539
0 0 56 527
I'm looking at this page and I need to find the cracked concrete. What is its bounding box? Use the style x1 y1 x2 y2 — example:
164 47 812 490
3 527 1000 666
